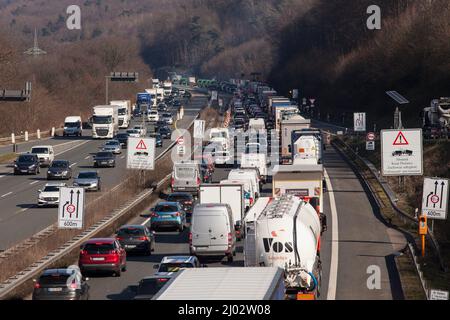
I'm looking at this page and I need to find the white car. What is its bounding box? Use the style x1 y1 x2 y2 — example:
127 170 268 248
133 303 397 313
38 182 67 207
133 125 147 136
147 111 159 122
30 145 55 167
127 129 141 138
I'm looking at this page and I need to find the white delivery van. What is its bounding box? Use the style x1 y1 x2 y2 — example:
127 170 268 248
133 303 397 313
189 204 236 262
63 116 83 137
228 169 260 198
30 145 55 167
249 118 266 131
220 179 255 211
171 162 202 196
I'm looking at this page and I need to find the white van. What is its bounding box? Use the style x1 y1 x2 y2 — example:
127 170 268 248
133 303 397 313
241 153 268 182
189 204 236 262
171 162 202 196
220 179 255 211
30 145 55 167
249 118 265 131
228 169 260 198
63 116 82 137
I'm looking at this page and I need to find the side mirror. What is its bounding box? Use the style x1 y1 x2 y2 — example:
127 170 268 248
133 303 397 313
84 277 90 281
32 279 37 282
38 190 42 193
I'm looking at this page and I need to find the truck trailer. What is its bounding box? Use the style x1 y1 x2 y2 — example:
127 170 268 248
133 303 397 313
152 267 286 300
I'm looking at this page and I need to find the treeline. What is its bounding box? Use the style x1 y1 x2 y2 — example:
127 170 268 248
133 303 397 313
268 0 450 129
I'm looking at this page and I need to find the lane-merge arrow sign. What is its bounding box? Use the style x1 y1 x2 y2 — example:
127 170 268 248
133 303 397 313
422 177 449 220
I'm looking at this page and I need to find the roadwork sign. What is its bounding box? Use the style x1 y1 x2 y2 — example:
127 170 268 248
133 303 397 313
422 177 448 220
381 129 423 176
127 137 156 170
366 132 375 141
58 187 84 229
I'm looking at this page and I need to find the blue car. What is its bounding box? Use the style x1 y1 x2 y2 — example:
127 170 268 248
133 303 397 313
149 202 186 232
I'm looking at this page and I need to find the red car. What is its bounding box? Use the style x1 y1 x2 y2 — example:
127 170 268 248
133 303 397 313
79 238 127 277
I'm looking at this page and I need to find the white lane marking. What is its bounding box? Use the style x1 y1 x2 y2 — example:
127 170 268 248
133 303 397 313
69 162 77 168
325 168 339 300
141 218 150 226
1 192 12 198
120 155 125 159
55 140 89 156
29 181 39 185
85 156 90 160
0 175 4 179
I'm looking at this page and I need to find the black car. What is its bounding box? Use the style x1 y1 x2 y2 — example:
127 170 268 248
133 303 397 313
32 268 90 300
183 91 192 99
150 133 163 147
133 109 142 118
158 126 172 139
93 151 116 168
167 192 195 214
155 120 167 128
47 160 72 180
173 100 181 108
133 276 171 300
115 225 155 255
14 154 40 175
157 103 168 112
116 133 129 148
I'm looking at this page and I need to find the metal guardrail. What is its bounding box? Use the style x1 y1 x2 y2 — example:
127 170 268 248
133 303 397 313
0 112 201 299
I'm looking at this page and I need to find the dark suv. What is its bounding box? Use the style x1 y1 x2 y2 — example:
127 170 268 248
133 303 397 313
32 268 90 300
47 160 72 180
14 154 40 175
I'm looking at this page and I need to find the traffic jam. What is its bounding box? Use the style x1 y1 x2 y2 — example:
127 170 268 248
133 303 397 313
29 80 329 301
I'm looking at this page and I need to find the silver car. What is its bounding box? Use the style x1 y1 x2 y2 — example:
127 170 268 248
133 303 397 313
73 171 101 191
102 140 121 154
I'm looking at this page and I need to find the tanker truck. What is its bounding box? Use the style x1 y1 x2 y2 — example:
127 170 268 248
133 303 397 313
244 194 323 300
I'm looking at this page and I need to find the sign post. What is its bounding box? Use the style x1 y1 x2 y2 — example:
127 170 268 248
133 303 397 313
381 129 423 176
353 112 366 132
126 137 156 170
422 177 448 220
58 187 85 229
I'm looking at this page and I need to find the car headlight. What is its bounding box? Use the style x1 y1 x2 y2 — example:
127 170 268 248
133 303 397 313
14 164 18 168
29 164 36 169
73 182 79 186
47 170 51 174
62 171 68 175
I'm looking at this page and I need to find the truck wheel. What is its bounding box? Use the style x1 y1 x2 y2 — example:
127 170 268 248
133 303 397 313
227 254 234 263
178 224 184 233
114 268 121 277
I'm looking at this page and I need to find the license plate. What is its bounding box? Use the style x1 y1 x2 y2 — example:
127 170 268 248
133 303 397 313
48 288 63 292
21 170 28 173
92 257 105 261
125 245 136 249
101 162 107 165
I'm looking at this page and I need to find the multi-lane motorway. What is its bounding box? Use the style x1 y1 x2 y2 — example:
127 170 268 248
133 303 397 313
79 123 407 300
0 93 208 251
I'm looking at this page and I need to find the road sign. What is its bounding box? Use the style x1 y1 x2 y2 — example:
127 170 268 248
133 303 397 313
430 289 449 300
381 129 423 176
309 98 316 105
193 120 205 139
302 98 307 105
366 141 375 151
177 145 185 156
218 98 223 107
292 89 299 99
127 137 156 170
366 132 376 141
177 136 184 145
211 90 218 101
353 112 366 132
422 177 449 220
58 187 85 229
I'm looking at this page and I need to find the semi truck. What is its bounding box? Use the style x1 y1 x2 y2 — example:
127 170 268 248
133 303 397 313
199 183 245 239
152 267 286 300
137 92 152 114
422 97 450 138
110 100 131 129
243 195 322 300
163 81 172 96
280 115 311 163
91 105 119 139
291 129 323 165
144 89 158 108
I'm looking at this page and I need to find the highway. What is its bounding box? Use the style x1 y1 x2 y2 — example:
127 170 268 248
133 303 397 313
0 93 208 251
80 124 406 300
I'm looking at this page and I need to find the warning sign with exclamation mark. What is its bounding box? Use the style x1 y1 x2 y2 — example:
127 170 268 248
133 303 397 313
127 137 156 170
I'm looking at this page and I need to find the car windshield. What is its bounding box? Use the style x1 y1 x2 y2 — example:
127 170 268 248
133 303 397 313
50 161 68 168
163 113 172 117
43 186 61 192
18 155 36 162
158 263 193 272
117 134 128 139
77 172 97 179
211 132 227 139
31 148 49 154
83 243 114 254
65 122 80 128
154 204 178 212
118 108 126 115
137 279 168 295
128 130 139 134
117 228 145 237
175 166 195 179
96 152 112 157
105 141 118 146
93 116 112 124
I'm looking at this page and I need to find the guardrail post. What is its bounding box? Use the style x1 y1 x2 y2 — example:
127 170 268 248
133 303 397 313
51 127 55 137
24 131 28 142
11 133 15 144
37 129 41 140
